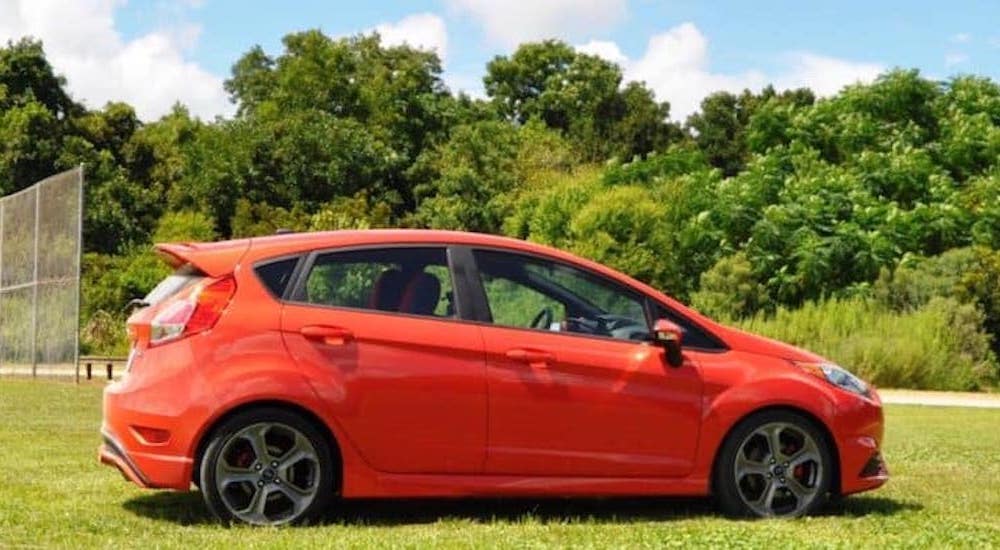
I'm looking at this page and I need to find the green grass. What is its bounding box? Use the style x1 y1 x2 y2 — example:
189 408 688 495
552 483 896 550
1 379 998 548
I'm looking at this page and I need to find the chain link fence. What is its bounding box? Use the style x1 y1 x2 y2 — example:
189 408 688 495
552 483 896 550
0 168 83 379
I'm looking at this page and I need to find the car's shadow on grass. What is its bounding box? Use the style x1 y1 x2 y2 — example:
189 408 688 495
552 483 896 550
123 492 922 527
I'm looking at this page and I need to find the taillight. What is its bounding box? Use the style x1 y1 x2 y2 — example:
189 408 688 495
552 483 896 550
149 276 236 345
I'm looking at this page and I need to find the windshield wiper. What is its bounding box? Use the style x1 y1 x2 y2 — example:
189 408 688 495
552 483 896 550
123 298 150 312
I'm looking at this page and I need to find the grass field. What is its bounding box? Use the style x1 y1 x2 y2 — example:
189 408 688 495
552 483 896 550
0 379 998 548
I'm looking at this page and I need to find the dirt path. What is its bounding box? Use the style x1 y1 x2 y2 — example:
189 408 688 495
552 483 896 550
879 389 1000 408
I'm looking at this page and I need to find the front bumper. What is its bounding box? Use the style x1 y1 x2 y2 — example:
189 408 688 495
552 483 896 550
836 390 889 495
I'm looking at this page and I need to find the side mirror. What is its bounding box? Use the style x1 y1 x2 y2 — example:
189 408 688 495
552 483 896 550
653 319 684 368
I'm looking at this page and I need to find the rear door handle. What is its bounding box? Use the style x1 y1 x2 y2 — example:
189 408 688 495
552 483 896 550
300 325 354 346
505 348 555 365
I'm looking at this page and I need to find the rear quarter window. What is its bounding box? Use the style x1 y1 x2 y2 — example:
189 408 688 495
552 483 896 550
255 258 299 298
143 265 204 306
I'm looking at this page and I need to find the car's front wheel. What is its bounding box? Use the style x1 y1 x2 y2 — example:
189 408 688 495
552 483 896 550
715 410 833 518
199 407 334 526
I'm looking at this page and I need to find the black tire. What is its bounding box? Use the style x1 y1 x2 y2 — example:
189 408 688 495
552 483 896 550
199 407 335 526
714 409 833 518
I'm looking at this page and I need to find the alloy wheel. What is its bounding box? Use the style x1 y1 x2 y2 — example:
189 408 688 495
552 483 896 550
733 421 824 517
214 422 322 525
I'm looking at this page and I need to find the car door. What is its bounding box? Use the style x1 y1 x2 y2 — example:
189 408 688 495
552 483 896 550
469 248 703 478
280 246 487 475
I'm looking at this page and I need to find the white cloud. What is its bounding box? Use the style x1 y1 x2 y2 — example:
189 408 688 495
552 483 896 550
944 52 969 67
442 71 486 99
0 0 231 121
774 52 884 96
577 40 628 65
578 23 884 120
448 0 626 47
374 13 448 63
950 32 971 44
370 13 485 98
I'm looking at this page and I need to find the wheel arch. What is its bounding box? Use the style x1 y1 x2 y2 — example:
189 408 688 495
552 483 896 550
709 404 842 497
192 399 343 492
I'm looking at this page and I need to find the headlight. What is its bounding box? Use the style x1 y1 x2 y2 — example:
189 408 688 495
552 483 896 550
795 362 870 397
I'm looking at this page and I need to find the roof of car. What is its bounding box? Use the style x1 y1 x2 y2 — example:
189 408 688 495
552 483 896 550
156 230 556 277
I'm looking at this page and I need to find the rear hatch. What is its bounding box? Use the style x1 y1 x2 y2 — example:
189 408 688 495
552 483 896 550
126 240 249 350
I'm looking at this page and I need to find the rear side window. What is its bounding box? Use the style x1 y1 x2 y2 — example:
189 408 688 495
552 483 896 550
299 247 455 318
143 265 204 306
255 258 299 298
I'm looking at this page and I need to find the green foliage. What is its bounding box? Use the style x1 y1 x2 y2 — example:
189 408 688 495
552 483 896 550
506 146 724 299
689 86 814 176
153 211 217 243
230 199 311 237
690 252 768 320
309 192 393 231
485 40 680 159
739 297 998 390
410 120 522 232
874 247 1000 354
4 36 1000 390
0 38 79 119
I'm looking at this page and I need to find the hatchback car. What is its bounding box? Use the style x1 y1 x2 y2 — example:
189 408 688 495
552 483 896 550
100 229 887 525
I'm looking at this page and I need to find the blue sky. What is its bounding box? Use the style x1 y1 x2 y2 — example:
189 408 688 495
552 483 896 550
2 1 998 121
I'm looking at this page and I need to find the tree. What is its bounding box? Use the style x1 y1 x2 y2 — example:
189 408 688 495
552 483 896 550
485 40 680 159
410 120 521 233
688 86 814 176
0 38 80 119
224 32 463 211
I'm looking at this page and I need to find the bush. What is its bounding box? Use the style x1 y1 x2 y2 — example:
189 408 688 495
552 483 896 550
690 252 767 320
874 246 1000 354
737 297 998 390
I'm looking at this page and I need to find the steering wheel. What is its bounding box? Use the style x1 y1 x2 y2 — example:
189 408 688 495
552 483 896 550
530 306 554 329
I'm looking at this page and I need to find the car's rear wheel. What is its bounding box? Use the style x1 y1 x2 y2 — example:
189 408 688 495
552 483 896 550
715 410 833 518
199 407 334 526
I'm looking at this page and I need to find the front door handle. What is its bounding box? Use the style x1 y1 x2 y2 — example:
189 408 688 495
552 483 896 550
505 348 555 365
300 325 354 346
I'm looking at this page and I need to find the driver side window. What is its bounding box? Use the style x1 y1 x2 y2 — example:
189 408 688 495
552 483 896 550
473 250 649 341
480 273 566 329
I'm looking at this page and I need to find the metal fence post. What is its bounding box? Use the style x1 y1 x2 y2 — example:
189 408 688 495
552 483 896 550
31 186 40 378
0 199 4 375
74 167 84 384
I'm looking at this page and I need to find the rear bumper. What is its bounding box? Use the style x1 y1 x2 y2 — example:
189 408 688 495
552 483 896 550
98 426 194 490
100 372 199 490
99 432 151 488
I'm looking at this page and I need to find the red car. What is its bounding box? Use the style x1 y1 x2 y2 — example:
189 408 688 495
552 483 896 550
100 229 887 525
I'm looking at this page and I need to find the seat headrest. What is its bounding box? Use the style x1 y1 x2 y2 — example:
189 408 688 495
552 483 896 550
367 268 407 311
399 272 441 315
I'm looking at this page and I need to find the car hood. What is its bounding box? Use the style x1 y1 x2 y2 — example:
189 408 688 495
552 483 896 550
714 324 827 363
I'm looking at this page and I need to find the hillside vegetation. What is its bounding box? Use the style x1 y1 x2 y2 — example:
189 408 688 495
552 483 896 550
1 33 998 389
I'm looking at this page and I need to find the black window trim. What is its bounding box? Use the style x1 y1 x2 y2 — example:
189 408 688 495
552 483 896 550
645 297 729 353
252 253 307 301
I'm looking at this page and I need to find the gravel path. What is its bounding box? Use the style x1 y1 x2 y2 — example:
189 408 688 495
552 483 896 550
879 389 1000 408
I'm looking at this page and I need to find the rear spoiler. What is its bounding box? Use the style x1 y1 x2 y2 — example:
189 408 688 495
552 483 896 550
154 240 251 278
